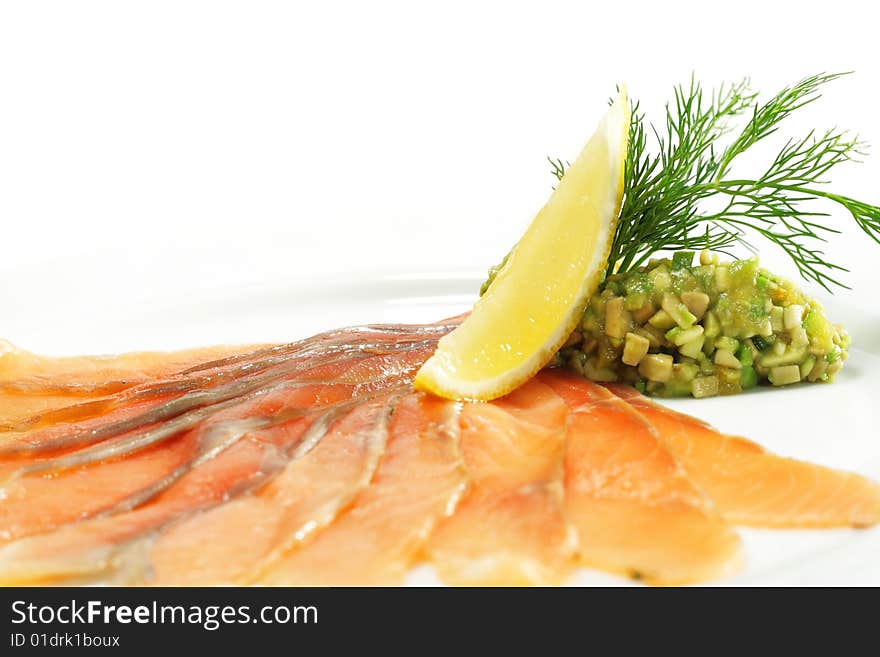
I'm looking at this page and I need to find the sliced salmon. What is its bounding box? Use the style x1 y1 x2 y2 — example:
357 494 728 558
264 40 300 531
426 379 576 586
0 411 321 585
258 393 468 586
149 397 392 585
0 342 261 424
0 341 431 456
607 384 880 528
0 318 450 441
0 341 261 396
0 358 414 547
0 342 434 583
0 341 433 551
539 370 742 584
0 430 199 544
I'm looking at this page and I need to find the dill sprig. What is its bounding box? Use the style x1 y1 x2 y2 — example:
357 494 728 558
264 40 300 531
551 73 880 290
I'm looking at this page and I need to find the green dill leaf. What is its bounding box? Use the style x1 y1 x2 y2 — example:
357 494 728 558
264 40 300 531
586 72 880 291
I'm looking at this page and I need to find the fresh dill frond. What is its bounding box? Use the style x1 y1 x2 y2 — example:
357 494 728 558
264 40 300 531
548 156 568 182
553 73 880 290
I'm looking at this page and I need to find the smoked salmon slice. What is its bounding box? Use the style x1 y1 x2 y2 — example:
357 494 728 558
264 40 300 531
0 348 430 546
426 379 576 586
607 384 880 528
0 342 260 426
0 319 456 438
539 370 742 584
0 431 200 544
0 410 322 585
0 328 446 584
149 396 393 585
257 393 467 586
0 314 877 586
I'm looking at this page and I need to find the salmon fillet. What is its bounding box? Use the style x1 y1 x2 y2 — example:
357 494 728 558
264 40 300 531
0 412 319 585
607 384 880 528
149 397 392 585
0 324 449 584
0 347 426 545
0 314 877 586
426 379 576 586
539 370 742 584
258 393 468 585
0 374 400 584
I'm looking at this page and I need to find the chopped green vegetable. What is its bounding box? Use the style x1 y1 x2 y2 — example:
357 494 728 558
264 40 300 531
672 251 694 271
544 252 849 398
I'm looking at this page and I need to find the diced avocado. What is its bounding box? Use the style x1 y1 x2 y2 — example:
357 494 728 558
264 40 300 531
673 362 699 382
770 306 784 332
631 303 656 323
648 309 677 330
583 356 618 382
714 348 742 369
648 266 672 294
678 335 705 359
581 306 600 333
714 336 739 353
783 304 804 330
760 346 808 368
624 271 654 297
806 358 827 382
635 325 664 348
681 290 710 321
639 354 673 382
661 293 697 328
703 311 721 339
625 293 649 311
553 252 848 399
717 365 742 385
668 324 704 346
790 326 809 348
622 332 650 366
696 352 715 375
768 364 801 386
800 355 816 379
604 296 632 339
803 307 835 353
692 375 719 398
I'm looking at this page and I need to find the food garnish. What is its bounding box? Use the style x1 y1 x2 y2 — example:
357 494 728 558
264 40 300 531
578 73 878 289
414 89 630 401
558 251 849 398
481 74 879 397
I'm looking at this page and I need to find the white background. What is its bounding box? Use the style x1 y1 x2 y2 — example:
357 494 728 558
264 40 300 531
1 0 879 352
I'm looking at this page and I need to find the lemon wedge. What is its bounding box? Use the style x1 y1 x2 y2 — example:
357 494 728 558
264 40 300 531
414 89 630 401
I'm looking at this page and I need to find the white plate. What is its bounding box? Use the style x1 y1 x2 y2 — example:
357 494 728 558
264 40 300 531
4 268 879 586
